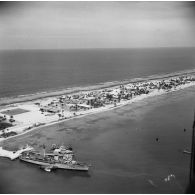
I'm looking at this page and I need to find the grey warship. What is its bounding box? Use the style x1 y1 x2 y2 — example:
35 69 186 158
19 145 89 172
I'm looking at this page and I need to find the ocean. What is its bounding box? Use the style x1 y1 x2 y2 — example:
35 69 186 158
0 47 195 98
0 47 195 193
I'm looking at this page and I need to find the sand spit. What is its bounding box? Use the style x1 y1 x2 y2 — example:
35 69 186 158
0 145 33 160
0 70 195 142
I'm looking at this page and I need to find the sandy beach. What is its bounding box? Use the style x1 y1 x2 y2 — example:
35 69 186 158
0 70 195 143
1 68 195 107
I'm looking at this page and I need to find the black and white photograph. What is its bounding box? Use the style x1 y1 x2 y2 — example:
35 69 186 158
0 1 195 193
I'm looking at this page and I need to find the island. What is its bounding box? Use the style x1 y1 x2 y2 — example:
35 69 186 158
0 70 195 142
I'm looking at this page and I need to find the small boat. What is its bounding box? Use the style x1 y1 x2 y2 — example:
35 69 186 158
183 150 191 154
40 165 55 172
44 167 51 172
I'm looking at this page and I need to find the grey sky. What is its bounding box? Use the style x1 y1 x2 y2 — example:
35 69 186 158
0 1 195 49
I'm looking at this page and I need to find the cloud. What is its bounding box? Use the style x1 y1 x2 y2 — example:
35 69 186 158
0 2 195 49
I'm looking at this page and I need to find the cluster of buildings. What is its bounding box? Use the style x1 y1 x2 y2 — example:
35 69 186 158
38 75 195 117
0 74 195 140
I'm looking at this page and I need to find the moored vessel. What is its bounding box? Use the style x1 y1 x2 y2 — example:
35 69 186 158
19 145 89 172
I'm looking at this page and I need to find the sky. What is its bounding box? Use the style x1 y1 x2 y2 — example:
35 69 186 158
0 1 195 50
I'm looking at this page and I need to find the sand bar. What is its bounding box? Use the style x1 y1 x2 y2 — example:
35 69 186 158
1 69 195 143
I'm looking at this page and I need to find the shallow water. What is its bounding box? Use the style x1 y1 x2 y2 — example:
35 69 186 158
1 86 194 193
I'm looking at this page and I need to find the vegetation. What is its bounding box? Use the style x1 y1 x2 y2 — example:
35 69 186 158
0 131 17 138
0 122 13 130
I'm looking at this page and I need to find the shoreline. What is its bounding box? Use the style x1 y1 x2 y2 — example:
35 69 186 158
0 145 33 160
1 68 195 107
2 84 195 151
1 69 195 144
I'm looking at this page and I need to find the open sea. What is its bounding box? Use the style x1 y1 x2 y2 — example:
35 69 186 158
0 47 195 98
0 47 195 193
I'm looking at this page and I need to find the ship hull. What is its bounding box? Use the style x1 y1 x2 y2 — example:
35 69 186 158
20 158 89 171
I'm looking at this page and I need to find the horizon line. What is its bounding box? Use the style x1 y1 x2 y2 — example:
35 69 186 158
1 46 195 51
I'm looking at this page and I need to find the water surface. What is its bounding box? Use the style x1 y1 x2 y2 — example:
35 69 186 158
0 47 195 98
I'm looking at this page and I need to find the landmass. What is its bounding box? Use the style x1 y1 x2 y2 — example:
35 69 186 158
0 145 33 160
0 70 195 144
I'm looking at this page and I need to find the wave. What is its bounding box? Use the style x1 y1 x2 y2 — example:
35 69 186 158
1 68 195 107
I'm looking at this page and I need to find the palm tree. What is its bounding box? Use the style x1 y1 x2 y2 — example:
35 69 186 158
58 113 61 119
9 115 14 123
75 104 78 111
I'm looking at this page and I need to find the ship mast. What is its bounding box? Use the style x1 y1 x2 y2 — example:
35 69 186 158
42 144 46 158
190 109 195 184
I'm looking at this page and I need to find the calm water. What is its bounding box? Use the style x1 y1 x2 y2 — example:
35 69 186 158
0 47 195 98
0 86 195 193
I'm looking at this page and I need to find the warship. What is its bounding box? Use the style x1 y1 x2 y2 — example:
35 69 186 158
19 145 89 172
